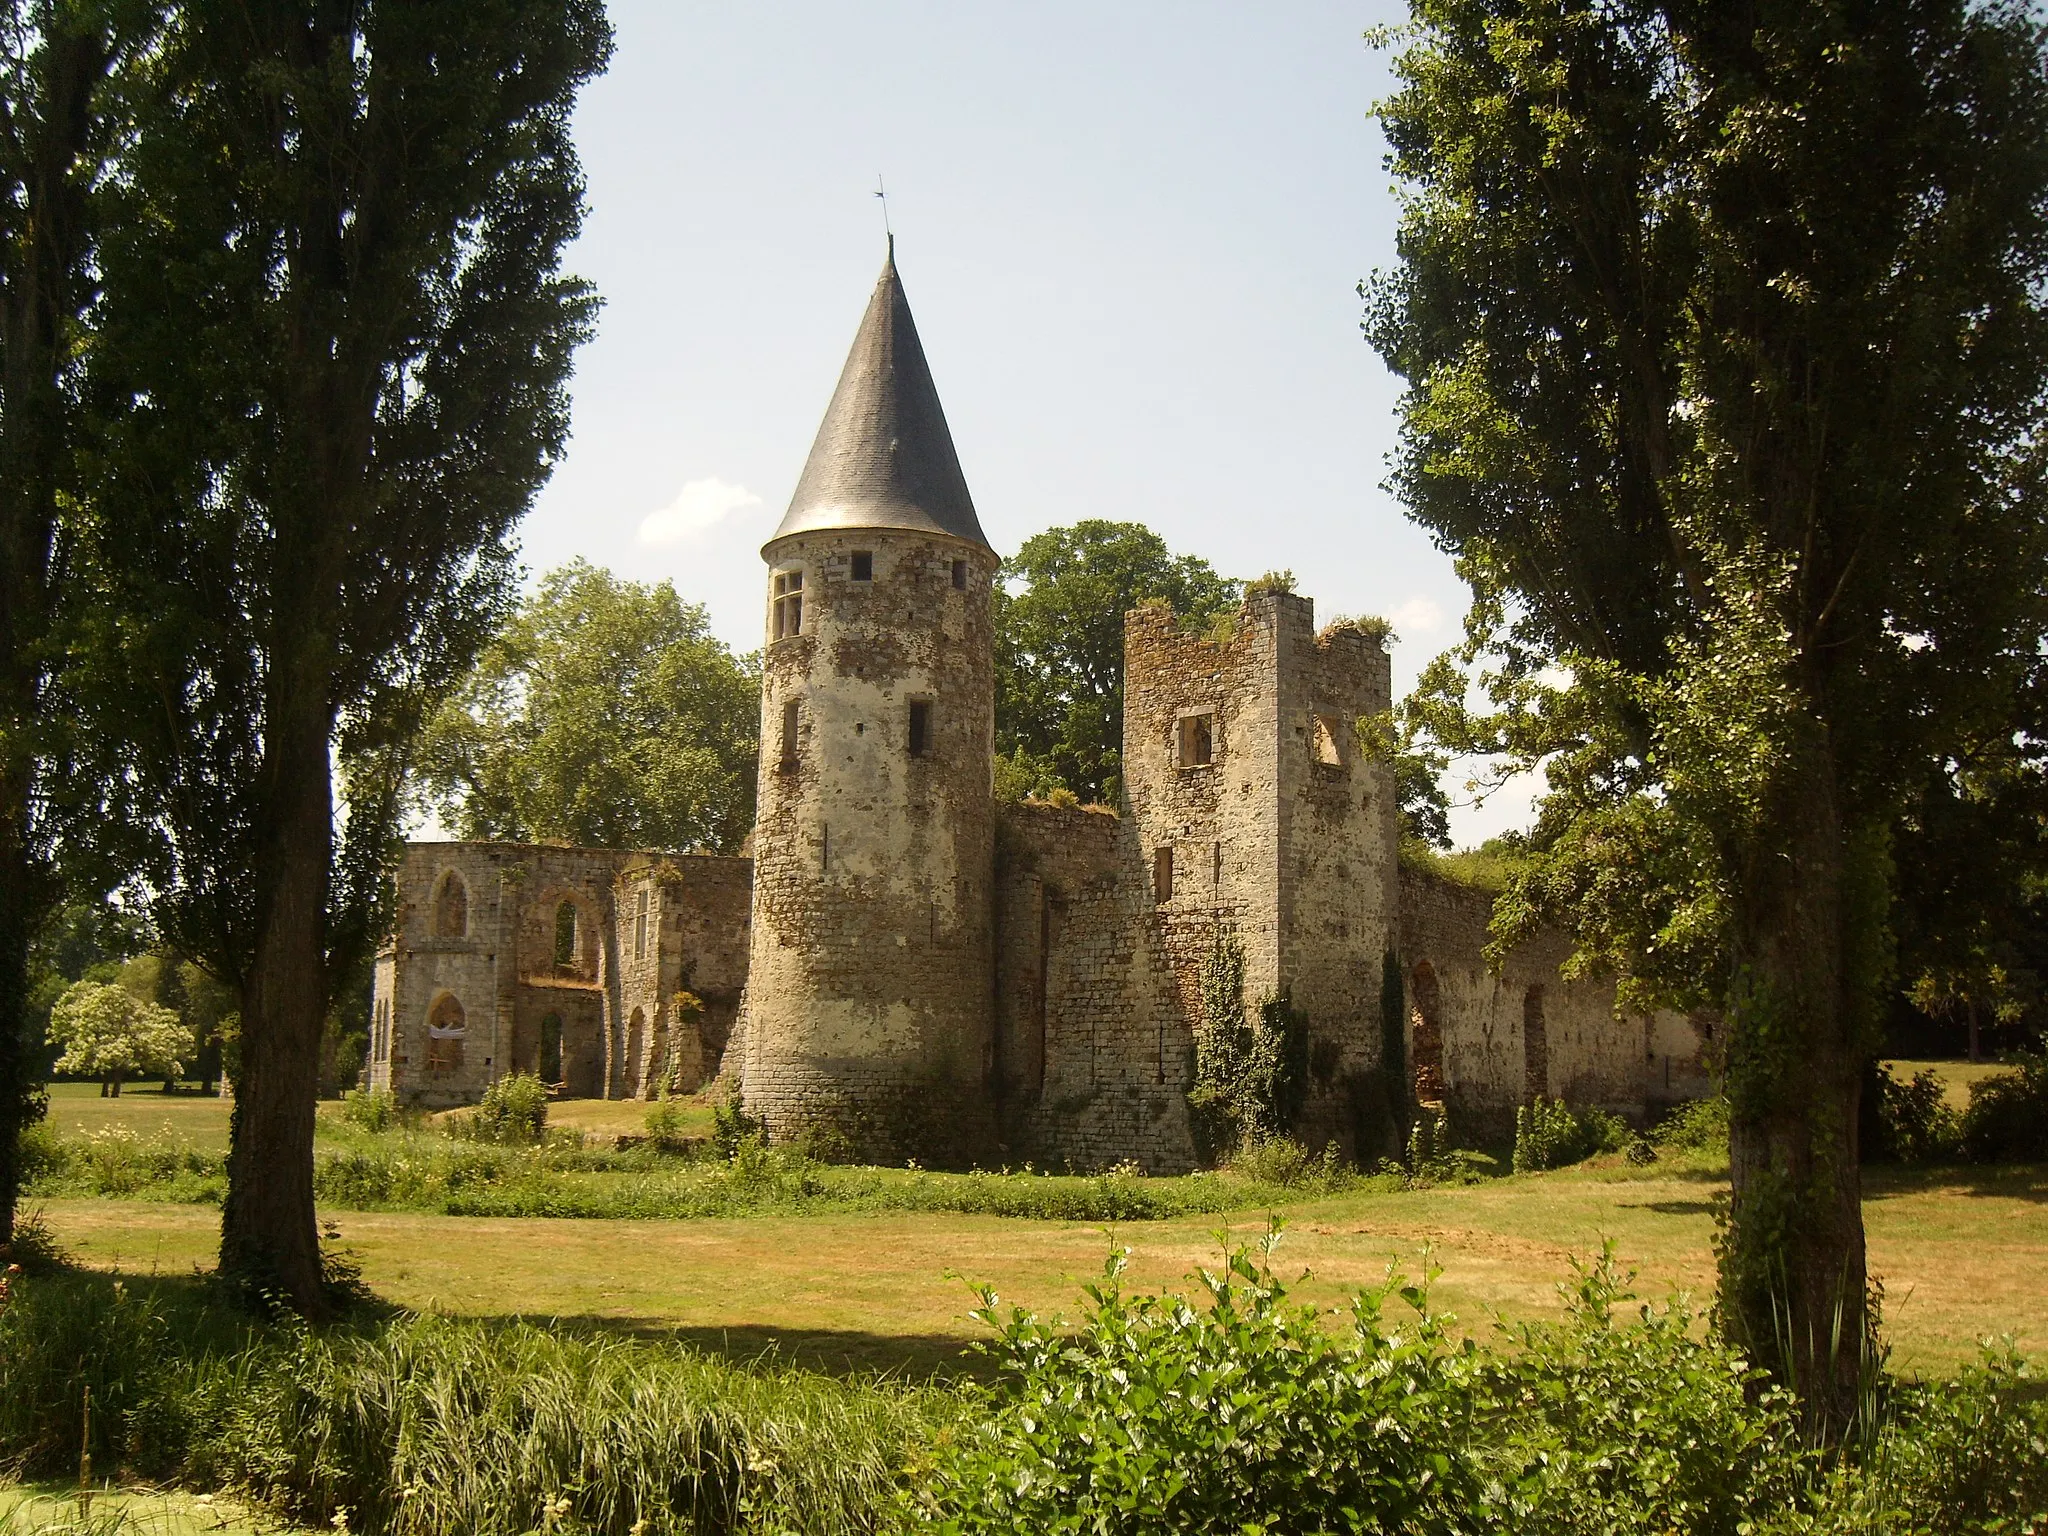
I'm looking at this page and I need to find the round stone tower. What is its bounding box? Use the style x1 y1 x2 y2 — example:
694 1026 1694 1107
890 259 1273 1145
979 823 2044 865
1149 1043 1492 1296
741 241 999 1164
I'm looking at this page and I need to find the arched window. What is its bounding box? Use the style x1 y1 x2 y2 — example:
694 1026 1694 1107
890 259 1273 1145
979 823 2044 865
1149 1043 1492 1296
1408 961 1445 1105
426 993 467 1075
1523 985 1549 1102
540 1012 563 1084
433 872 468 938
554 900 578 970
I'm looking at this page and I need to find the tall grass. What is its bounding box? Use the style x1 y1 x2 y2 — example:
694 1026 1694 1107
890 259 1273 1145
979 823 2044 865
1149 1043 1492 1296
25 1124 1371 1223
0 1269 955 1535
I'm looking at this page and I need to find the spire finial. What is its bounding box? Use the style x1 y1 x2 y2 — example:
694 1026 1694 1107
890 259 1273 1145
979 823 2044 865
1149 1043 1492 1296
874 174 893 258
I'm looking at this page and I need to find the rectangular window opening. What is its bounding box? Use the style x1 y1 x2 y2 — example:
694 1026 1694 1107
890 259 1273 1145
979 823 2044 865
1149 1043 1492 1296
908 698 931 757
951 559 967 590
851 550 873 582
1313 714 1344 767
634 889 649 962
1177 712 1214 769
1152 846 1174 903
780 698 800 770
771 569 804 639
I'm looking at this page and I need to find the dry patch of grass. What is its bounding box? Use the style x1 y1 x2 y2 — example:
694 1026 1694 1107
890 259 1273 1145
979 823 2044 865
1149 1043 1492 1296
36 1155 2044 1380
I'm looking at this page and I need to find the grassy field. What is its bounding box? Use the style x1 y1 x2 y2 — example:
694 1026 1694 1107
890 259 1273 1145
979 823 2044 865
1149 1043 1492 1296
26 1064 2044 1380
32 1154 2043 1379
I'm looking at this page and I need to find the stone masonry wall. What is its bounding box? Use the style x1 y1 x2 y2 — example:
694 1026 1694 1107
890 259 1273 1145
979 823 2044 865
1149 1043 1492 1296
1396 864 1700 1138
993 800 1196 1172
615 855 753 1098
373 842 752 1109
742 529 1001 1163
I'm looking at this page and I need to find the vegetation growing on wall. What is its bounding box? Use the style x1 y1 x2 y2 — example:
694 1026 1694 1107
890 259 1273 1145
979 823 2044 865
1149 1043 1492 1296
1186 930 1309 1162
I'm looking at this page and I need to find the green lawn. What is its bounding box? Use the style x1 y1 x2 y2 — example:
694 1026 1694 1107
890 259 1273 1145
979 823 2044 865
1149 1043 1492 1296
27 1066 2045 1381
33 1154 2044 1380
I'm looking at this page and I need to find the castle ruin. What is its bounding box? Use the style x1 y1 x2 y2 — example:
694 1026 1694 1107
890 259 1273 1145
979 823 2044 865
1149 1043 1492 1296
368 245 1711 1168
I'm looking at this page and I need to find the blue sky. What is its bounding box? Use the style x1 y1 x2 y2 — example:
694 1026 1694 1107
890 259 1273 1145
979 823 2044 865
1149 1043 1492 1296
521 0 1530 842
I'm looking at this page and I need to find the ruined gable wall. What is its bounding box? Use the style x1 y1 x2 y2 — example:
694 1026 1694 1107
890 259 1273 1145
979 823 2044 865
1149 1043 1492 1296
374 842 642 1106
993 800 1196 1172
616 855 753 1097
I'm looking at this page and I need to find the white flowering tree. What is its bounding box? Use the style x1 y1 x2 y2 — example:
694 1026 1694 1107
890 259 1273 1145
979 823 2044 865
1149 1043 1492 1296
48 981 189 1097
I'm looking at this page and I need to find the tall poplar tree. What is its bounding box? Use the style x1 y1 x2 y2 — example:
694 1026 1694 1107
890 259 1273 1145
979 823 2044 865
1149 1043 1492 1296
86 0 610 1311
1370 0 2048 1427
0 0 137 1251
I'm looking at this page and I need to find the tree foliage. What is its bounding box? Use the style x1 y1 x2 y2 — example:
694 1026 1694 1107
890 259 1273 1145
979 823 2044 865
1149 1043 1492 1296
78 0 611 1311
994 520 1237 805
416 559 759 854
0 0 143 1251
1369 0 2048 1425
47 979 188 1088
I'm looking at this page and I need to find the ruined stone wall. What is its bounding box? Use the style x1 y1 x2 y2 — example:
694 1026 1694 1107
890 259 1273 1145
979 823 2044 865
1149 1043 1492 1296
1273 605 1400 1155
992 800 1196 1172
742 529 1001 1162
373 841 689 1106
1115 591 1405 1164
1396 864 1695 1137
616 855 753 1098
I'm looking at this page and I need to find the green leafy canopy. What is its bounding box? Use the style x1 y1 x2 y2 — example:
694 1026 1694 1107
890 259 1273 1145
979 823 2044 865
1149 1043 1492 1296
415 558 760 855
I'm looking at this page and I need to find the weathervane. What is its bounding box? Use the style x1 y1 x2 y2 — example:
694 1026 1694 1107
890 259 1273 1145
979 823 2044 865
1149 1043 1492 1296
875 174 892 251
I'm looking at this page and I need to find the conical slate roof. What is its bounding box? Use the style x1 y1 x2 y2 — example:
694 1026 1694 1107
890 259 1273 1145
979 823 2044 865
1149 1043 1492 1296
768 241 991 552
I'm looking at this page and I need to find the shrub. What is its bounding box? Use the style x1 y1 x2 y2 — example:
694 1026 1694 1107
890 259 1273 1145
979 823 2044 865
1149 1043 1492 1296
906 1226 1485 1535
711 1091 766 1159
465 1072 549 1145
337 1088 399 1133
643 1098 700 1154
1225 1135 1352 1192
16 1120 65 1185
1404 1103 1460 1183
1960 1050 2048 1163
1654 1094 1731 1152
1867 1064 1964 1164
1513 1098 1629 1172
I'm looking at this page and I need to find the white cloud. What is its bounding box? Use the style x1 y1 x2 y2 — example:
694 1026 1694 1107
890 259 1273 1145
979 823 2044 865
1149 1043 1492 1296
1391 595 1443 638
637 477 763 545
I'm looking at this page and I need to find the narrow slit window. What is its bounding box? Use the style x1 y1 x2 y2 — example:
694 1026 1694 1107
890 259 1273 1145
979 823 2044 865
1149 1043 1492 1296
780 699 800 769
851 550 873 582
1177 712 1214 768
771 569 804 639
1313 714 1343 766
951 559 967 590
633 889 649 962
908 699 931 757
1153 846 1174 903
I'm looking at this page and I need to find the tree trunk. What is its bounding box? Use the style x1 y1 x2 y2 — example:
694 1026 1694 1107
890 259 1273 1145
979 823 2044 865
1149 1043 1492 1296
1967 1000 1981 1065
1719 720 1871 1437
218 686 335 1316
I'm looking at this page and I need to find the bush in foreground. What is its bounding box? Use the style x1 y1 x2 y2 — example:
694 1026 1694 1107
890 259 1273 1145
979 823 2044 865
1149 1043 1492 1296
2 1239 2044 1534
910 1229 2048 1536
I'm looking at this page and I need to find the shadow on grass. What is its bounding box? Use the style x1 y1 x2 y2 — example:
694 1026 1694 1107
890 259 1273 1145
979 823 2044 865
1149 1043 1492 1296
1861 1163 2048 1204
1617 1199 1720 1216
